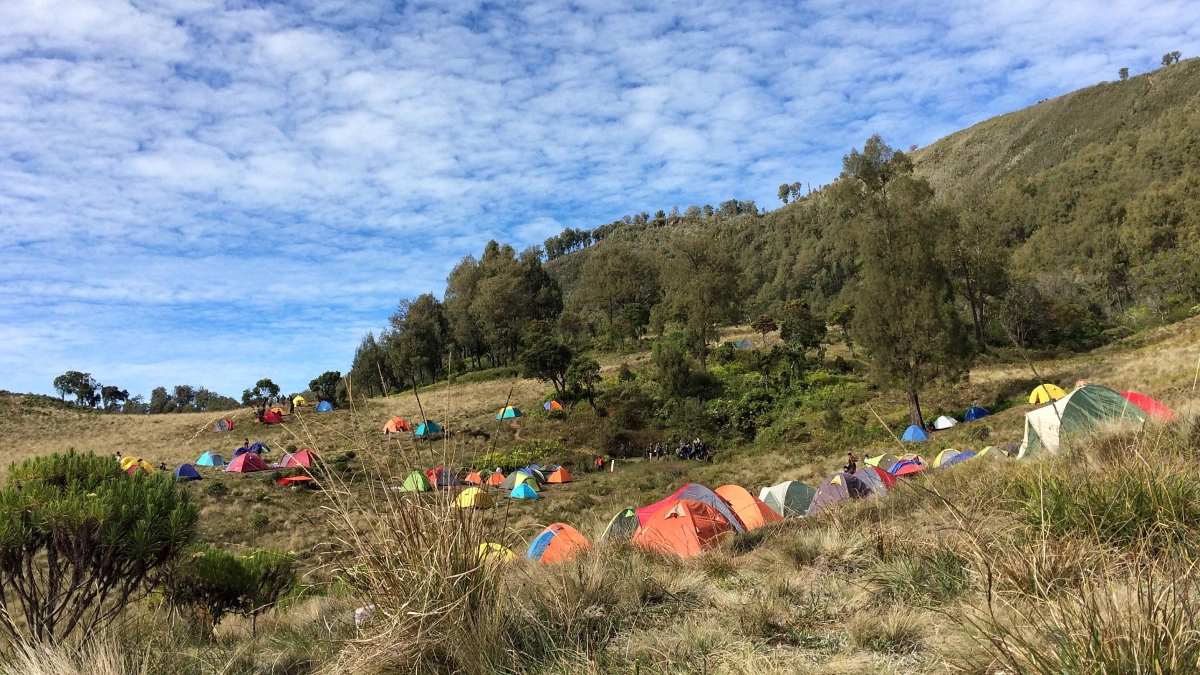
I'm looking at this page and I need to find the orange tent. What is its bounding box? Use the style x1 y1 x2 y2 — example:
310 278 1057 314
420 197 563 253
382 417 411 434
486 471 506 486
464 471 483 485
632 499 736 559
546 467 573 484
713 484 782 531
526 523 591 564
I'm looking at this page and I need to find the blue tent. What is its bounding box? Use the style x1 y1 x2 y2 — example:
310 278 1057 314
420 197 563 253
196 451 224 467
510 483 539 499
249 441 269 454
941 451 976 467
316 401 333 412
901 425 930 442
963 406 991 422
174 464 202 481
414 420 442 436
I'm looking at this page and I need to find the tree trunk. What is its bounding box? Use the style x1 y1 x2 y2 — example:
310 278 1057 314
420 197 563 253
907 390 924 428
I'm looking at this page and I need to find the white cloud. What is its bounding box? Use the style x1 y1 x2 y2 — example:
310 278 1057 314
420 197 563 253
1 0 1198 396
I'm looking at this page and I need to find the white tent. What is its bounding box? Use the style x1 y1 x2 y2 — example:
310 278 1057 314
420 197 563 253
933 415 958 430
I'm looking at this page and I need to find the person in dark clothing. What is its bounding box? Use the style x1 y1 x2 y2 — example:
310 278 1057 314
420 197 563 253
844 452 858 474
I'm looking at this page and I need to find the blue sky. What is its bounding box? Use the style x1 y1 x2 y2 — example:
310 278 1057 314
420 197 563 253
1 0 1197 399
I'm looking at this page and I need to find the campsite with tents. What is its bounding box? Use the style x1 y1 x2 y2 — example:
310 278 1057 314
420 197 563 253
6 59 1200 675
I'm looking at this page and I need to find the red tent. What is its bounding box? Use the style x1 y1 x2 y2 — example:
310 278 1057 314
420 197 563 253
226 453 268 473
1120 391 1175 420
278 449 318 468
277 476 315 487
261 410 283 424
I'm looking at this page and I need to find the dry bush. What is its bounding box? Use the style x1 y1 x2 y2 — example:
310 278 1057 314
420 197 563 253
773 524 870 571
0 640 144 675
847 606 926 655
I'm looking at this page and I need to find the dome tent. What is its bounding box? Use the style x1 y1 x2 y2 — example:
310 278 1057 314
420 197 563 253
963 406 990 421
315 401 333 412
454 487 494 509
900 425 929 442
509 483 539 499
758 481 817 518
1119 391 1174 420
633 500 736 559
600 508 639 542
806 472 869 516
174 464 201 481
397 470 432 492
196 451 225 467
933 415 958 430
713 484 782 530
1020 384 1147 457
214 419 234 432
635 484 746 534
526 523 590 563
414 421 442 437
1029 384 1067 405
496 406 523 420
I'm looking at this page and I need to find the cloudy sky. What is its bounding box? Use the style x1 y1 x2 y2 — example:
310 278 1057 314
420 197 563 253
1 0 1197 399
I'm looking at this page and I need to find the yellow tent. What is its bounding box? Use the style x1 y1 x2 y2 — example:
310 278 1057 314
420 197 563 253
932 449 959 468
977 446 1007 459
477 542 516 563
1029 384 1067 405
454 487 495 509
293 396 307 407
120 457 155 475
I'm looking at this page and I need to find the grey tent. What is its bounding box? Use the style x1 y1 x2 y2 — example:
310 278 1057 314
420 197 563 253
853 467 888 496
805 472 870 516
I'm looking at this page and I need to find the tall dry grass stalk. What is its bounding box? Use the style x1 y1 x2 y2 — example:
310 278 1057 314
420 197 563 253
0 639 145 675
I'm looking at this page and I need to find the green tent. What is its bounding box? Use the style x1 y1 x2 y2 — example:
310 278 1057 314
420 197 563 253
600 508 639 543
758 481 817 517
496 406 523 420
397 470 433 492
500 472 539 492
1020 384 1148 457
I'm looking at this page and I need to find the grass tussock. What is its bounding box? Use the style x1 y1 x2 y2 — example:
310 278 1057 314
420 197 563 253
847 606 926 655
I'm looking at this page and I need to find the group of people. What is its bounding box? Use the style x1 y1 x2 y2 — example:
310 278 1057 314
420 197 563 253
641 438 710 461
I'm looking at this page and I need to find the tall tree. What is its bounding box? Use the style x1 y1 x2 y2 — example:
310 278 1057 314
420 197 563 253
52 371 98 407
750 315 778 345
942 194 1011 352
834 136 972 426
664 235 742 369
519 321 573 397
778 301 826 352
577 241 662 337
308 371 342 402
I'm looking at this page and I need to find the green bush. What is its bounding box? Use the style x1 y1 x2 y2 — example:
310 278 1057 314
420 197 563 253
165 546 297 636
0 451 197 642
487 439 568 472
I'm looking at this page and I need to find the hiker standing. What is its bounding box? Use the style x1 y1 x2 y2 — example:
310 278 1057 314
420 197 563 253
844 452 858 474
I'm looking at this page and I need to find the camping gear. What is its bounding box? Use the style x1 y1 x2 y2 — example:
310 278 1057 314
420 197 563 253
277 476 315 487
509 483 539 499
733 338 754 349
758 481 817 517
932 449 961 468
544 400 564 411
464 471 483 485
478 542 516 563
864 453 899 472
500 473 540 492
454 487 494 509
270 406 287 416
853 466 896 495
414 421 442 437
1020 384 1148 457
382 417 412 433
889 458 927 477
292 396 306 407
806 472 870 516
315 401 333 412
1029 384 1067 405
250 441 269 454
933 415 958 430
546 467 573 484
173 464 201 481
261 410 283 424
214 419 234 432
976 446 1006 459
226 453 268 473
496 406 523 420
901 425 929 442
635 484 746 533
485 471 506 486
397 470 432 492
1119 391 1175 420
526 523 590 563
963 407 990 422
277 449 317 468
233 447 254 458
714 485 782 530
427 466 461 488
121 457 154 474
196 451 225 467
601 508 640 542
633 499 737 558
941 451 975 467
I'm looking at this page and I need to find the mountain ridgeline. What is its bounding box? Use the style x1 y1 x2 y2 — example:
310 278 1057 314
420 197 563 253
350 57 1200 412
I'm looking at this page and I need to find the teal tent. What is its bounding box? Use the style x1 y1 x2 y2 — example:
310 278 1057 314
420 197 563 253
415 421 443 436
496 406 523 420
510 483 539 499
196 451 224 467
